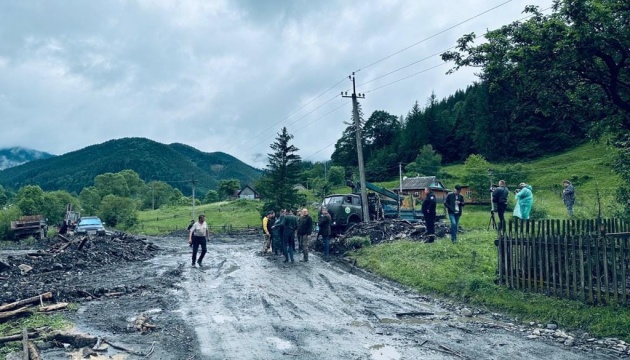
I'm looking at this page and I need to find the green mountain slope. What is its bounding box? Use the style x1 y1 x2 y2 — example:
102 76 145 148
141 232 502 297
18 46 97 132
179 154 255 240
0 138 261 195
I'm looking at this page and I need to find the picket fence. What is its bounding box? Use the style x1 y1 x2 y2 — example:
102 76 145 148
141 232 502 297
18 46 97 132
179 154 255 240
496 218 630 306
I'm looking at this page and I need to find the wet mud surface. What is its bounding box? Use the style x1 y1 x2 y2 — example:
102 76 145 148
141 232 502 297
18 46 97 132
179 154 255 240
1 235 614 359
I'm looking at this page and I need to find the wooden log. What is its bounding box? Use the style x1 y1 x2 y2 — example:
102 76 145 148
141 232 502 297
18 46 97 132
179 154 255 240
22 329 28 360
395 311 434 317
39 303 68 312
49 331 97 348
56 234 71 243
0 332 38 344
27 341 42 360
104 292 125 297
0 292 53 312
55 239 74 253
103 338 146 356
26 252 53 257
77 236 89 251
0 307 32 323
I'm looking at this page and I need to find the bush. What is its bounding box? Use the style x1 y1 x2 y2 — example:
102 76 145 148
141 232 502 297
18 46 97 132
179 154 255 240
98 195 138 229
0 206 22 240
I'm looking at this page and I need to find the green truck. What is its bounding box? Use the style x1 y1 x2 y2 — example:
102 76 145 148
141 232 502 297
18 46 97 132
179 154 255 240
319 181 426 234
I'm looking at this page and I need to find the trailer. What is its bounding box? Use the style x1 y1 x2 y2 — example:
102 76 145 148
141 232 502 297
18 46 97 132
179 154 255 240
11 215 48 240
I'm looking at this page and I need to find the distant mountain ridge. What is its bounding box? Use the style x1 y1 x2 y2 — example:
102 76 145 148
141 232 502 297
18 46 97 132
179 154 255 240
0 147 55 170
0 138 261 195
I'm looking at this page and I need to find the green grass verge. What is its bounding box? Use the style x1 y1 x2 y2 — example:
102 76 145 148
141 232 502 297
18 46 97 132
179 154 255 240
349 230 630 340
0 312 71 359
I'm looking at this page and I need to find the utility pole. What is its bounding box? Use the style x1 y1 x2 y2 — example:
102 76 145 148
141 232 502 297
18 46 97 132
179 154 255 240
342 73 369 223
191 174 196 220
151 183 155 211
398 163 403 217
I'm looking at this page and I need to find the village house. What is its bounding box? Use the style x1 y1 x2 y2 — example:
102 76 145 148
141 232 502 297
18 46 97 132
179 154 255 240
392 176 449 204
236 185 259 200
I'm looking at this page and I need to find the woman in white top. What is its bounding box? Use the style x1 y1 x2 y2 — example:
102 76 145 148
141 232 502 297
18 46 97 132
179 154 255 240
188 214 209 267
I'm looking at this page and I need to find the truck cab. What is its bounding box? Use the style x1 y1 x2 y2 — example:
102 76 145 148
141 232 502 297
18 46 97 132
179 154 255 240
320 194 363 233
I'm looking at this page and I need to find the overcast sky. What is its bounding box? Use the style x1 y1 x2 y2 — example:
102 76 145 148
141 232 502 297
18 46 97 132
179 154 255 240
0 0 554 168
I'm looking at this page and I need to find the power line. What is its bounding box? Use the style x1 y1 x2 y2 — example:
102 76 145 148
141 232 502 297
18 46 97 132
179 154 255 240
357 6 554 92
354 0 515 73
241 94 344 155
365 63 448 94
226 76 348 154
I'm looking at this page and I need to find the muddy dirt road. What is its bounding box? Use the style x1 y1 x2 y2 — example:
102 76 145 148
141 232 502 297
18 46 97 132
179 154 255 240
174 237 600 360
16 235 610 359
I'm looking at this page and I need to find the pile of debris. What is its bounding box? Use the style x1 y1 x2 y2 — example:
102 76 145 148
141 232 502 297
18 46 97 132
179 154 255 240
313 219 451 255
0 232 160 303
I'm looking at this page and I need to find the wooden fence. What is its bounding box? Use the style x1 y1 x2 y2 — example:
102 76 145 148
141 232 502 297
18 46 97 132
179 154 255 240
496 218 630 306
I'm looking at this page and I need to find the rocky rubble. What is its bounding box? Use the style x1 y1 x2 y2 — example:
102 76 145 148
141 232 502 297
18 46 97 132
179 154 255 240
315 219 451 255
0 232 160 303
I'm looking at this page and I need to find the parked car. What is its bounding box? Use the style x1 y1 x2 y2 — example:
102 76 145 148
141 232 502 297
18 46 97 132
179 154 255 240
75 216 106 236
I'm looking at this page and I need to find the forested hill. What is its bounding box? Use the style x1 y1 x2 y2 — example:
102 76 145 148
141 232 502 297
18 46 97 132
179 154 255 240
0 138 261 195
0 147 54 170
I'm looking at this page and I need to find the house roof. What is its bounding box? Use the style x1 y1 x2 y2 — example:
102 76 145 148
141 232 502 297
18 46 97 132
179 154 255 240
237 185 258 196
398 176 444 190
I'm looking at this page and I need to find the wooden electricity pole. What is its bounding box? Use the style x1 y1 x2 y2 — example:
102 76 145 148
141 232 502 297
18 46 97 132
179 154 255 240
342 73 369 223
191 174 196 220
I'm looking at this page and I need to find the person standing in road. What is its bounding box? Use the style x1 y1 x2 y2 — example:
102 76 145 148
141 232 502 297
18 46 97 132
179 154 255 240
562 180 575 217
492 180 510 233
188 214 210 267
421 187 437 243
444 185 465 243
261 212 272 255
272 209 285 256
516 183 534 220
280 209 298 263
297 208 313 262
318 208 332 260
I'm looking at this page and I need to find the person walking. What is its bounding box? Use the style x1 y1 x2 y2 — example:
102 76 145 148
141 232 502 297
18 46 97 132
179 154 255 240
188 214 210 267
444 185 465 243
516 183 534 220
562 180 575 217
281 210 298 263
318 208 332 260
421 187 437 243
297 208 313 262
261 212 272 255
492 180 510 233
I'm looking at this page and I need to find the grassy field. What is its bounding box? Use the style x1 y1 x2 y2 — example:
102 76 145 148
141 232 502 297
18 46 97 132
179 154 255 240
131 199 264 235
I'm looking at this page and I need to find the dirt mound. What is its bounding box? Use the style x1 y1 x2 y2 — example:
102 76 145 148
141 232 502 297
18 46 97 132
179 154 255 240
0 233 161 303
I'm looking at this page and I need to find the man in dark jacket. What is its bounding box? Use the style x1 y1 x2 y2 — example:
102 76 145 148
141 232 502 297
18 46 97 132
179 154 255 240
444 185 465 244
279 209 298 263
272 209 285 256
318 208 332 260
421 187 437 243
492 180 509 233
297 208 313 262
562 180 575 217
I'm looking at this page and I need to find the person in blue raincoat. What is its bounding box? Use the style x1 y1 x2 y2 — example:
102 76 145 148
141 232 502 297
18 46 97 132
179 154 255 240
515 183 534 220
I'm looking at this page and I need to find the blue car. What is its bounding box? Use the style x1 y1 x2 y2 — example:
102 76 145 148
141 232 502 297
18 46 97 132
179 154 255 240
75 216 106 236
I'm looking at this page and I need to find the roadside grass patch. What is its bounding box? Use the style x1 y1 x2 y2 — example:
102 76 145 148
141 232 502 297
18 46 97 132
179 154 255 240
0 313 70 358
350 230 630 341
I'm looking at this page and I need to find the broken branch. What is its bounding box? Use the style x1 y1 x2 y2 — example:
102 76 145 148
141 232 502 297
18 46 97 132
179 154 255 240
0 292 52 312
0 307 32 323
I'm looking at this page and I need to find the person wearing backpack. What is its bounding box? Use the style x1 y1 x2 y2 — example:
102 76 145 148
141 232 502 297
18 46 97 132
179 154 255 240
188 214 210 267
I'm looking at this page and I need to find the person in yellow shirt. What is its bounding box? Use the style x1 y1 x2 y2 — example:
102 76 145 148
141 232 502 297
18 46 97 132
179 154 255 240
261 212 272 255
